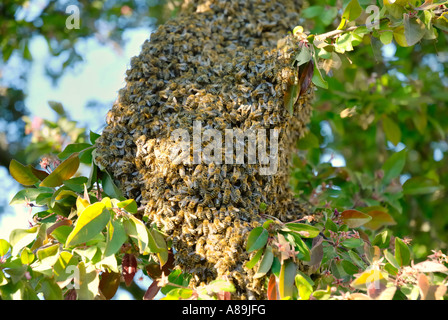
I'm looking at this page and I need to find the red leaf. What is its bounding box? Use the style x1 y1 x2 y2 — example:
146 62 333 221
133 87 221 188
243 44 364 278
64 288 77 300
267 274 278 300
143 281 161 300
122 253 137 287
299 59 314 96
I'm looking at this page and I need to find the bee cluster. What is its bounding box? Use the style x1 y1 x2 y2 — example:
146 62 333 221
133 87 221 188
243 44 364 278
95 0 314 299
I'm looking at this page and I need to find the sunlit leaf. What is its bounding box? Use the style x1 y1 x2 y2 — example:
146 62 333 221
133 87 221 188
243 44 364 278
9 226 39 256
245 247 264 269
0 239 11 257
267 274 278 300
76 261 100 300
99 271 121 300
104 219 127 257
340 209 372 228
402 176 441 195
40 153 80 188
58 143 92 160
363 210 396 231
295 272 313 300
65 202 110 247
283 223 320 238
117 199 138 214
9 159 40 186
279 259 296 299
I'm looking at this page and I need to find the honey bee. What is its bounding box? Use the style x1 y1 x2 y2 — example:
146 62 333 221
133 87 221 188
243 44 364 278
214 219 226 233
202 219 210 236
222 188 231 205
225 226 233 240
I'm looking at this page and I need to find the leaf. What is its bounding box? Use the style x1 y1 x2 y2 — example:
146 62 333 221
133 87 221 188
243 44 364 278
279 260 296 299
284 83 299 116
76 196 90 215
9 226 39 256
295 272 314 300
104 219 127 257
254 246 274 279
342 0 362 22
53 251 78 282
245 248 264 269
340 210 372 228
311 64 328 89
342 260 359 275
384 249 400 270
403 14 426 46
413 261 448 274
143 281 161 300
207 279 236 293
395 237 411 267
379 31 394 45
40 153 80 187
372 230 391 249
20 247 35 265
393 25 408 47
102 171 125 200
283 223 320 238
76 261 100 300
122 253 138 287
65 202 111 247
297 131 319 150
246 227 269 253
382 116 401 146
304 236 324 273
9 159 40 186
99 271 121 300
382 149 407 185
363 210 396 231
117 199 138 214
0 239 11 257
289 232 311 261
40 278 63 300
267 274 278 300
298 59 314 96
48 101 66 117
9 187 51 205
351 269 385 290
341 238 364 248
58 143 92 160
402 177 441 195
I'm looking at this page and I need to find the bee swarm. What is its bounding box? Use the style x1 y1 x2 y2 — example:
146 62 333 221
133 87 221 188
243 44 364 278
95 0 314 299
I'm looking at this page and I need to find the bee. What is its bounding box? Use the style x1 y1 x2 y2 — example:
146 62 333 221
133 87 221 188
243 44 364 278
202 219 210 236
231 188 242 204
223 216 232 226
225 226 233 240
214 219 226 233
205 208 213 221
222 188 231 205
196 205 205 220
171 236 180 250
219 207 227 220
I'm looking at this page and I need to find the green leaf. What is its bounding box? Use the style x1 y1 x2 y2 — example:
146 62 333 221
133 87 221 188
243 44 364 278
245 248 264 270
372 230 391 249
40 153 80 187
402 177 441 195
246 227 269 252
311 65 328 89
9 187 54 205
102 171 125 200
342 0 362 22
124 215 159 254
379 31 394 45
207 280 236 293
9 226 39 256
104 219 127 257
279 260 296 299
384 249 400 269
0 239 11 257
39 278 63 300
65 202 111 247
403 14 426 46
90 131 101 144
340 209 372 228
295 272 313 300
382 116 401 146
117 199 138 214
53 251 78 282
76 261 100 300
341 238 364 249
48 101 66 117
37 244 59 264
9 159 40 186
254 246 274 279
297 131 319 150
395 237 411 267
58 143 92 160
283 223 320 238
302 6 324 18
341 260 359 275
20 247 35 265
288 232 310 261
382 149 407 184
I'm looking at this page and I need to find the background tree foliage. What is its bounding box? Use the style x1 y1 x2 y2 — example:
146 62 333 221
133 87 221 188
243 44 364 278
1 0 448 300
